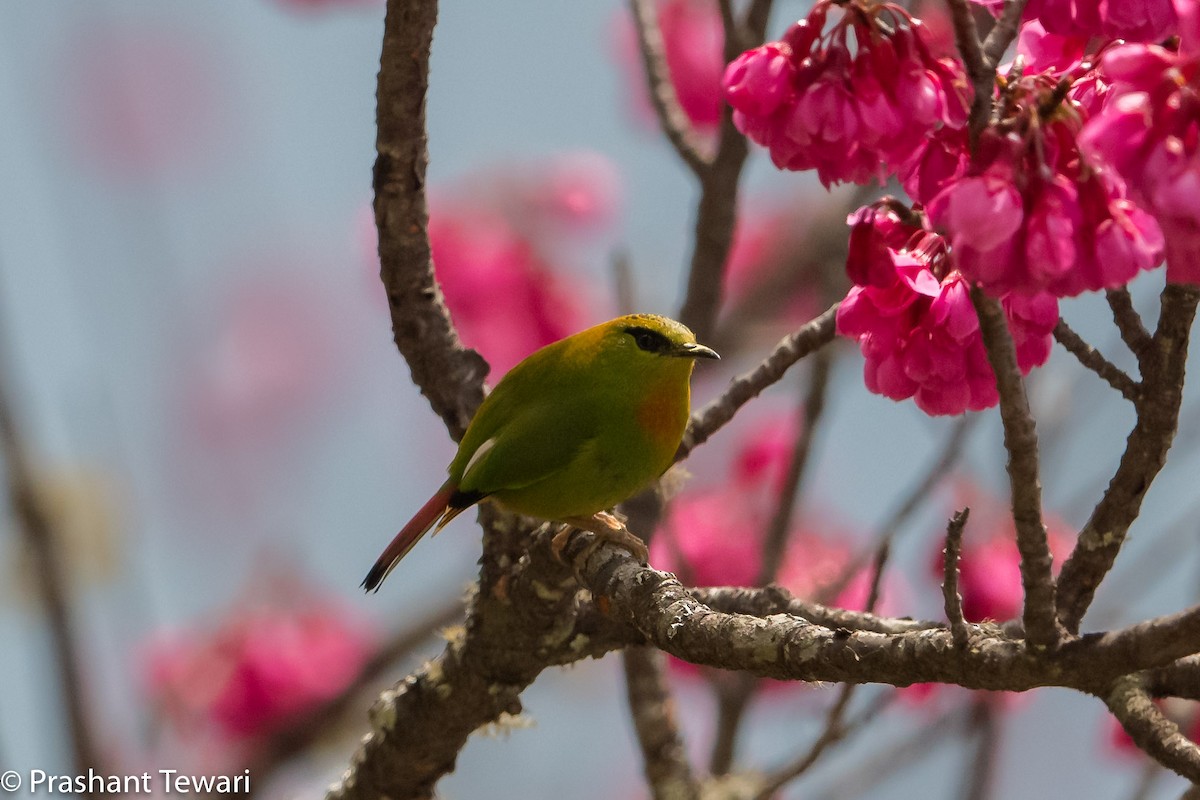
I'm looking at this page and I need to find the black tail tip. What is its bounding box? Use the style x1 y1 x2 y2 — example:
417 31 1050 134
361 565 386 593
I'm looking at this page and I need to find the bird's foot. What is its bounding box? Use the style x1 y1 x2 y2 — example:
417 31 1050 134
551 511 649 566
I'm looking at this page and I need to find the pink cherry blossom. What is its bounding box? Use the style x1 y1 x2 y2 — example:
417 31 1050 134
724 1 972 187
143 597 374 742
511 150 624 237
428 201 591 376
837 203 1057 416
1080 16 1200 284
923 65 1165 297
1022 0 1176 41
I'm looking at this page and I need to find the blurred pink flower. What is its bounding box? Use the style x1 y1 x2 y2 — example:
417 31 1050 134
54 22 231 179
725 1 971 187
931 482 1074 623
613 0 725 134
511 151 623 237
184 278 339 447
428 201 591 376
143 598 374 743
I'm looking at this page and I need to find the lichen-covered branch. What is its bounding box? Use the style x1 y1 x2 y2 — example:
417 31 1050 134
942 508 971 649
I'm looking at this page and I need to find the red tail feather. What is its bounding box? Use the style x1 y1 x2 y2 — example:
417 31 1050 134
361 480 457 592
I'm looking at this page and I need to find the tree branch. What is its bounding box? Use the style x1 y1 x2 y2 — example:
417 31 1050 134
942 508 971 649
1104 675 1200 783
676 0 772 342
945 0 994 141
1056 284 1200 633
623 646 701 800
971 288 1060 650
678 304 839 460
981 0 1030 67
1107 287 1154 365
0 331 100 777
629 0 712 176
374 0 487 441
1053 319 1139 401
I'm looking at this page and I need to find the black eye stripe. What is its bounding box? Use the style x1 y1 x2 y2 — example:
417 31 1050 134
624 326 672 353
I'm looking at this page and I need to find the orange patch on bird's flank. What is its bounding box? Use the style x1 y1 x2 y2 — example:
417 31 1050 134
636 388 684 448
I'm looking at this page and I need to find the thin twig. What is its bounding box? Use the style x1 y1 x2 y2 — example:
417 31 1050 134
945 0 994 141
981 0 1030 66
678 304 839 461
676 0 772 341
806 706 968 800
1107 287 1154 365
819 414 976 606
756 348 834 585
1053 319 1140 401
943 508 971 649
629 0 711 176
970 287 1060 650
623 647 701 800
0 332 100 776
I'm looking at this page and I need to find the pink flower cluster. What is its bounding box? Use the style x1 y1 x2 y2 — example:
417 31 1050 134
836 204 1057 416
1080 0 1200 285
143 598 374 742
921 68 1165 298
1015 0 1177 42
723 1 971 186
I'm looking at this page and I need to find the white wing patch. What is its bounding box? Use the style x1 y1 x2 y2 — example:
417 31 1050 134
461 436 497 484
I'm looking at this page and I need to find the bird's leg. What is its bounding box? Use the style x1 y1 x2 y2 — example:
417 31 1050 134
551 510 650 565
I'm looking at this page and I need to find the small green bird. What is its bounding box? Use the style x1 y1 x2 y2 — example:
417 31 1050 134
362 314 719 591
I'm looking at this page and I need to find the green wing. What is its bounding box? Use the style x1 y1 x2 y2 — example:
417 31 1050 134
455 398 596 496
448 342 596 496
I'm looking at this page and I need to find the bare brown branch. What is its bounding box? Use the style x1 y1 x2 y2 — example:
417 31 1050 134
971 288 1060 649
0 335 100 776
1108 287 1154 363
981 0 1030 66
1053 318 1139 401
629 0 712 176
1105 675 1200 783
1057 284 1200 633
623 647 701 800
374 0 487 441
945 0 993 140
678 304 839 460
942 508 971 649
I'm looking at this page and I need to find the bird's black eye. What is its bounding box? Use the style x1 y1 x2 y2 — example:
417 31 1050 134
625 326 670 354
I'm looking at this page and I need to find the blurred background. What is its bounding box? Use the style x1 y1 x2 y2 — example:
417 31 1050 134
1 1 1198 798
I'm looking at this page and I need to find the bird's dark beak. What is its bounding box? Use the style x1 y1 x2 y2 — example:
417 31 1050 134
676 341 720 360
